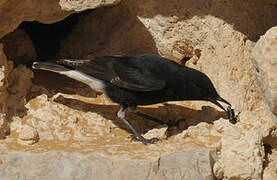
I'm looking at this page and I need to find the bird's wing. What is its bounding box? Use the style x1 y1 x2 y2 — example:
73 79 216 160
57 56 166 91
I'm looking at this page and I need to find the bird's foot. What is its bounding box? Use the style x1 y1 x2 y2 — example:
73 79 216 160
132 135 159 145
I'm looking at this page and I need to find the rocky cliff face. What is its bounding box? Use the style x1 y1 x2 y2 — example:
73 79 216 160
0 0 276 179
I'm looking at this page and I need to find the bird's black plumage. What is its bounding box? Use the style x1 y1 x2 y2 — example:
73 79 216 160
33 54 235 144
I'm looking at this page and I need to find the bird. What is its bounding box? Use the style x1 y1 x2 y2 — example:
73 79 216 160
32 54 236 144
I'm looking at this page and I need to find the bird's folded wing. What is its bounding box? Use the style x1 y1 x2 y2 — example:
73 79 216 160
111 61 166 91
58 57 166 91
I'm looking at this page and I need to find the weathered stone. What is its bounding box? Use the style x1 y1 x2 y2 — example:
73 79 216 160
1 1 277 180
215 118 265 180
59 0 121 12
263 147 277 180
0 149 215 180
7 65 34 118
0 44 9 138
213 161 224 179
252 26 277 119
143 125 168 140
151 150 215 180
0 28 37 62
0 0 121 39
17 125 39 145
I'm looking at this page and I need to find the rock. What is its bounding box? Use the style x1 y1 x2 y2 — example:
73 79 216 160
0 149 215 180
60 0 121 12
58 1 158 58
24 94 112 142
0 114 9 139
0 0 121 39
0 28 37 62
0 44 10 138
17 125 39 145
143 125 168 140
216 122 265 179
252 26 277 119
263 149 277 180
151 149 215 180
7 65 34 117
174 122 221 148
1 1 277 180
57 0 274 125
213 161 224 179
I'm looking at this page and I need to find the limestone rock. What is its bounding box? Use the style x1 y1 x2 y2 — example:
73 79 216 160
60 0 121 12
143 125 168 140
215 118 265 180
7 65 34 118
0 114 9 139
57 0 275 122
24 93 112 142
1 1 277 180
0 28 37 62
17 125 39 145
213 161 224 179
252 26 277 119
0 149 215 180
0 0 121 39
0 44 10 138
263 148 277 180
151 150 215 180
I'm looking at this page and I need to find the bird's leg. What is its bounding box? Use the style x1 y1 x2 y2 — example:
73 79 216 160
129 106 173 126
117 105 159 145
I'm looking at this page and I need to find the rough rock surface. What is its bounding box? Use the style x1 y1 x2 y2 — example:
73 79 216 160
252 26 277 119
17 125 39 145
0 44 10 139
57 2 277 178
0 0 121 39
0 149 215 180
213 118 265 179
0 0 277 180
0 28 37 62
7 65 34 118
60 0 121 12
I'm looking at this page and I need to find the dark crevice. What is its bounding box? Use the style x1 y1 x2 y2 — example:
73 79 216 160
18 11 90 60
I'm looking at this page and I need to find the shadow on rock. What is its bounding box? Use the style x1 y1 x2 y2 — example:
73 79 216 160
53 95 227 138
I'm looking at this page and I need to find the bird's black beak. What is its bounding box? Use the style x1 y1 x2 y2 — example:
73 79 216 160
216 96 231 106
208 97 237 124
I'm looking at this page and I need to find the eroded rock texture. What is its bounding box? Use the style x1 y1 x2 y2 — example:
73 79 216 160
0 0 120 39
252 26 277 118
0 28 37 63
0 44 10 139
0 150 215 180
0 0 277 180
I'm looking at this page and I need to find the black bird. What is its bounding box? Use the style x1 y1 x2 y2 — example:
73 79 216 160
32 54 235 144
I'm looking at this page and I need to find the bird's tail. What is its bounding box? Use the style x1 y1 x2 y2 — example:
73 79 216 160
32 62 70 73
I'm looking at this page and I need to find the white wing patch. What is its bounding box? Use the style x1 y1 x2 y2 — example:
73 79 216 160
59 70 105 92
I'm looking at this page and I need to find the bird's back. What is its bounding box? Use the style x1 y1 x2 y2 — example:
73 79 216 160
57 54 220 106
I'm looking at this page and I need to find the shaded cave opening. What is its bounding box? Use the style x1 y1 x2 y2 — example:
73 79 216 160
1 10 93 67
19 11 91 60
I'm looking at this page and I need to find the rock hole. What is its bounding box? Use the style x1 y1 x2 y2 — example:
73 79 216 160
18 12 83 60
